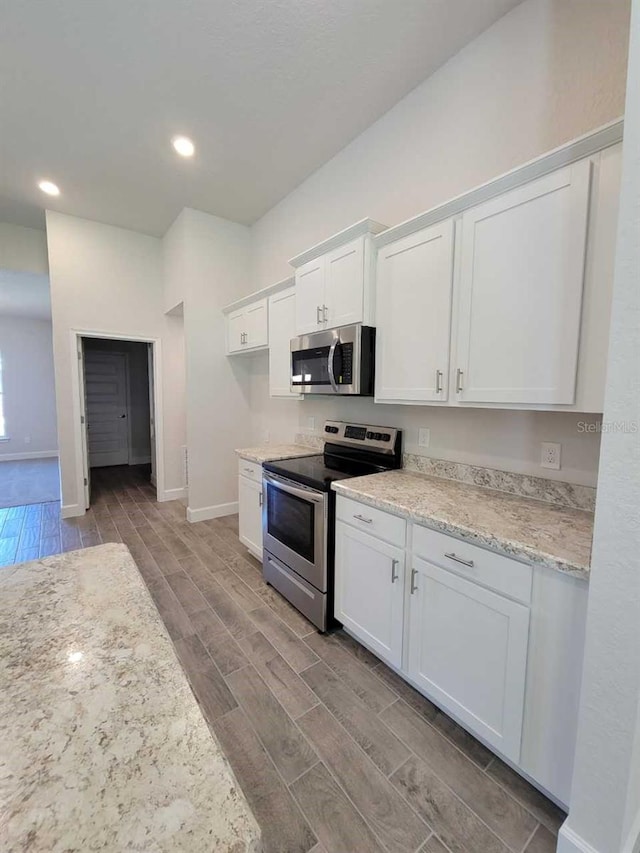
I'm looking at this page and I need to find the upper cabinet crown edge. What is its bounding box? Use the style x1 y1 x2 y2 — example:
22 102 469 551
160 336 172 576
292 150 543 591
288 218 388 268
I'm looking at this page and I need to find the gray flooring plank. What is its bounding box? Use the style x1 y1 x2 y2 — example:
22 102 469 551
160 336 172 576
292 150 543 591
173 635 237 721
486 758 566 834
381 700 536 850
226 664 318 784
297 703 430 853
239 631 318 719
249 605 319 673
201 580 257 639
302 661 411 776
305 632 398 713
290 762 386 853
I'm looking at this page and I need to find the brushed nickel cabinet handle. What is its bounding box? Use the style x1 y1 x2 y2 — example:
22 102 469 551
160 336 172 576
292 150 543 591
354 514 373 524
456 368 463 393
391 558 399 583
410 568 418 594
316 306 322 324
436 369 443 394
259 492 263 507
445 552 474 568
323 304 328 322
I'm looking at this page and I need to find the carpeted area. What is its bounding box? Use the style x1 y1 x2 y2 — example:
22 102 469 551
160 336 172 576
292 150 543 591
0 457 60 509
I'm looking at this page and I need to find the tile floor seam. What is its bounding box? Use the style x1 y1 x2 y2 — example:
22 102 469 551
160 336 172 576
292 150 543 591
482 763 563 836
519 821 542 852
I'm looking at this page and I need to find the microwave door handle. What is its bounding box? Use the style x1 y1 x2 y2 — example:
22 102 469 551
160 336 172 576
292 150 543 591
328 338 339 392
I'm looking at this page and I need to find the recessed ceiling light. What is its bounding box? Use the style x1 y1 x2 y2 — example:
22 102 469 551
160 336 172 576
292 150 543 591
172 136 195 158
38 179 60 196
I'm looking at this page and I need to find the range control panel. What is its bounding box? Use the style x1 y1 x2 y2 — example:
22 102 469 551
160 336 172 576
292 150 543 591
323 421 400 454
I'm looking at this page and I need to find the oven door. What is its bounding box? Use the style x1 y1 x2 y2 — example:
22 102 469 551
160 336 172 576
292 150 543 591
290 325 360 395
262 472 328 591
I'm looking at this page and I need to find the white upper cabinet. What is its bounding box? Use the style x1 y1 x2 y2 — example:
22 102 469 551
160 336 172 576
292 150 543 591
268 284 301 398
294 257 325 335
454 160 592 405
225 297 268 354
323 237 366 329
290 219 386 336
376 219 455 403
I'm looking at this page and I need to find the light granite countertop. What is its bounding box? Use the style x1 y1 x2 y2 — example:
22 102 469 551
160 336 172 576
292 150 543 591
333 470 593 578
235 444 319 464
0 543 261 852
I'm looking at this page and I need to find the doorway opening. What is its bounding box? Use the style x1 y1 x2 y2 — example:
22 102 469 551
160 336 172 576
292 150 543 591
76 334 160 510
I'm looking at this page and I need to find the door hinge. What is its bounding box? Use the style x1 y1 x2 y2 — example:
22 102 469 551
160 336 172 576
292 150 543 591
84 477 88 486
80 415 85 424
78 351 82 360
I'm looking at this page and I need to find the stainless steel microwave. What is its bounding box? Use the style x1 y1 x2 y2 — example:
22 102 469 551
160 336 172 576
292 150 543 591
290 324 375 395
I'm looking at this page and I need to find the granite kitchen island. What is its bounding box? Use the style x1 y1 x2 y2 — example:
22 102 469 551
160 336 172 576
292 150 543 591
0 543 261 852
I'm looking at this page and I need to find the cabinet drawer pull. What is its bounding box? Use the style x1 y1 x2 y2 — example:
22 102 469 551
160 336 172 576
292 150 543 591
391 558 399 583
353 514 373 524
436 369 443 394
456 368 463 393
410 568 418 594
445 552 474 568
259 491 263 507
243 467 253 475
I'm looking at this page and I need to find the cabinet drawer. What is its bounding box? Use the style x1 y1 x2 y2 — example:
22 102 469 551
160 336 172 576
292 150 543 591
238 459 263 484
412 524 532 605
336 496 406 547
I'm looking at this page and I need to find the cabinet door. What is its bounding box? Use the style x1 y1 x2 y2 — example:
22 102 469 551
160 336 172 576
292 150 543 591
334 521 405 668
238 476 263 560
407 557 529 761
246 298 268 349
227 310 245 353
324 237 365 329
268 287 300 397
376 220 454 402
295 257 325 335
454 160 591 405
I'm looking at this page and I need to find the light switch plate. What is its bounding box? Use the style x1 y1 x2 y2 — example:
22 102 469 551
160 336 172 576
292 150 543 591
418 428 431 448
541 442 561 470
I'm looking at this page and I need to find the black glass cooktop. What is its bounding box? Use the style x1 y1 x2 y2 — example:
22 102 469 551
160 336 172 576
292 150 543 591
263 454 387 492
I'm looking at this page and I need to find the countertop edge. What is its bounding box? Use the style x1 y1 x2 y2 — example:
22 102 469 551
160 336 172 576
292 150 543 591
332 481 590 580
235 444 318 464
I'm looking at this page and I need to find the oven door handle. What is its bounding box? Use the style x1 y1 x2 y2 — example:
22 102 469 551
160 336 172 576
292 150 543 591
263 472 326 504
328 338 339 392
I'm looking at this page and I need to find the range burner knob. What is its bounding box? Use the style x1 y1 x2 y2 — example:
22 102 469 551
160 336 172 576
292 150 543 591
381 433 391 442
366 431 375 439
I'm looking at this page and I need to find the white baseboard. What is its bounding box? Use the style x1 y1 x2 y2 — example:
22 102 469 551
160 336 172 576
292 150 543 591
129 455 152 465
61 503 84 519
158 487 187 503
557 823 600 853
0 451 58 462
187 501 239 523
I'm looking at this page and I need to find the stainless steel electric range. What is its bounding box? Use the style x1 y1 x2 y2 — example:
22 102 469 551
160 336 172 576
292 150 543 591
262 420 402 631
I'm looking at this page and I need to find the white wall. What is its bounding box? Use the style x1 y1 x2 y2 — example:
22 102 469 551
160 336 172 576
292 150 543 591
0 223 48 275
247 0 630 486
83 338 152 465
0 315 58 459
163 209 253 520
45 211 186 513
559 2 640 850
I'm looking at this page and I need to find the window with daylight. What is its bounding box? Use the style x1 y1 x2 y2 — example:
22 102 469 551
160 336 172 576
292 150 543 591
0 352 6 438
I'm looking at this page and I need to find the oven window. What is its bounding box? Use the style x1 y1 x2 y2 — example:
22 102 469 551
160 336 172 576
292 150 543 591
267 484 315 562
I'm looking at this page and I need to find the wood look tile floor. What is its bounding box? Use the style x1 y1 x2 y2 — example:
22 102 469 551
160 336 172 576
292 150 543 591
1 465 566 853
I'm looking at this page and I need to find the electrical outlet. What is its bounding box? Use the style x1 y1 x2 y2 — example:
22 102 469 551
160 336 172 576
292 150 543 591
541 442 561 470
418 428 431 448
307 416 316 431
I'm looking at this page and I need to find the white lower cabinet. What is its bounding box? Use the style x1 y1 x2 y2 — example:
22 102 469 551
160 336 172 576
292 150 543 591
334 521 405 667
238 470 263 560
334 495 586 806
407 557 530 762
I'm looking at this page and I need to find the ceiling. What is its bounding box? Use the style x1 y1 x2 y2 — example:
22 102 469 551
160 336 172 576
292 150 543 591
0 0 521 236
0 270 51 320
